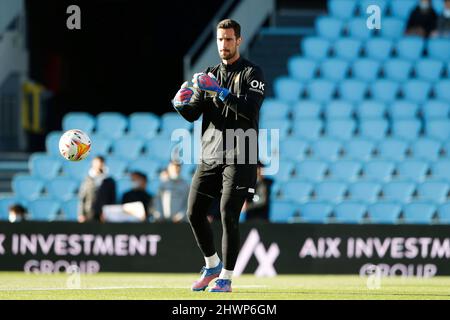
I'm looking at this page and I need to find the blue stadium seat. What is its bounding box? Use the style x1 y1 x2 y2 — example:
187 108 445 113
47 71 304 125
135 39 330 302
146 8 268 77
292 119 323 140
299 202 333 223
333 38 362 60
352 59 380 81
47 177 79 201
390 0 417 19
61 198 79 221
347 18 373 40
274 77 303 103
411 138 442 161
391 119 422 141
310 138 343 161
395 36 425 61
260 99 290 120
111 137 145 160
62 160 91 182
380 18 405 39
28 198 60 221
377 138 409 161
260 119 291 139
29 153 62 180
280 138 309 161
443 141 450 158
128 158 163 180
338 79 367 102
106 157 129 179
433 0 445 13
356 100 386 119
371 80 399 103
359 119 389 140
415 59 444 82
381 181 416 202
365 38 393 60
334 201 367 223
302 37 331 60
438 203 450 224
417 181 449 203
12 175 44 201
362 160 395 182
434 80 450 103
314 181 347 203
291 100 322 120
428 39 450 61
383 59 413 81
288 56 317 81
320 58 349 81
403 202 436 224
343 138 376 161
328 160 362 182
432 160 450 181
328 0 357 19
144 137 180 162
426 119 450 141
316 16 344 40
295 160 328 182
144 178 159 196
281 180 313 204
307 79 335 102
269 200 298 223
159 112 193 137
368 202 402 224
272 160 296 181
46 131 63 156
96 112 128 138
116 177 133 203
324 100 353 119
62 112 95 134
89 134 112 156
348 181 381 203
402 80 432 104
128 112 160 140
388 101 419 119
421 100 449 119
326 119 356 140
396 160 429 182
359 0 388 15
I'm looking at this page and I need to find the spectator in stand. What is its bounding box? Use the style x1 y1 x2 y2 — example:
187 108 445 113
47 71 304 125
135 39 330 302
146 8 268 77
405 0 438 37
121 171 153 220
153 160 190 223
78 156 116 222
8 204 28 222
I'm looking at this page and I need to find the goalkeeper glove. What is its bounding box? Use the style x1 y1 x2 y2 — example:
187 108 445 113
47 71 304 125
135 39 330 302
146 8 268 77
172 81 195 108
192 72 229 101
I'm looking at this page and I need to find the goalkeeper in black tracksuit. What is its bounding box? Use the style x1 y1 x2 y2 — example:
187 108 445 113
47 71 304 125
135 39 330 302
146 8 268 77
172 19 265 292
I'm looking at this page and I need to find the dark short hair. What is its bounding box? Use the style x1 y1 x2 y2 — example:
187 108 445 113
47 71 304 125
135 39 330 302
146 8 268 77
94 155 105 163
9 204 27 215
217 19 241 38
130 171 147 182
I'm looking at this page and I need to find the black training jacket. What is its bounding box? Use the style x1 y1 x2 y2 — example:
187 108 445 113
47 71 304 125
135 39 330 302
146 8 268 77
174 57 265 164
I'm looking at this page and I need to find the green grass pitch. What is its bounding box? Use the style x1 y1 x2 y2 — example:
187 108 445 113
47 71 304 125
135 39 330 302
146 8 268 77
0 273 449 300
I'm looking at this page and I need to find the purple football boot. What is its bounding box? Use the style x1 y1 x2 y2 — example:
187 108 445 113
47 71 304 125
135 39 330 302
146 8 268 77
191 261 223 291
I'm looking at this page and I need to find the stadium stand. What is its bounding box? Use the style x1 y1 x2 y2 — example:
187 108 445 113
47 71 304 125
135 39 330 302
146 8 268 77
2 0 450 225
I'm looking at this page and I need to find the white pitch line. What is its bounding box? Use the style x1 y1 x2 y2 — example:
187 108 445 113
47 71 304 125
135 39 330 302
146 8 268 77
0 285 267 292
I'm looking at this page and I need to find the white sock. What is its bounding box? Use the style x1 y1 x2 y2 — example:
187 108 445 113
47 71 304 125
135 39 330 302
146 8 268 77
219 269 233 280
204 253 220 268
